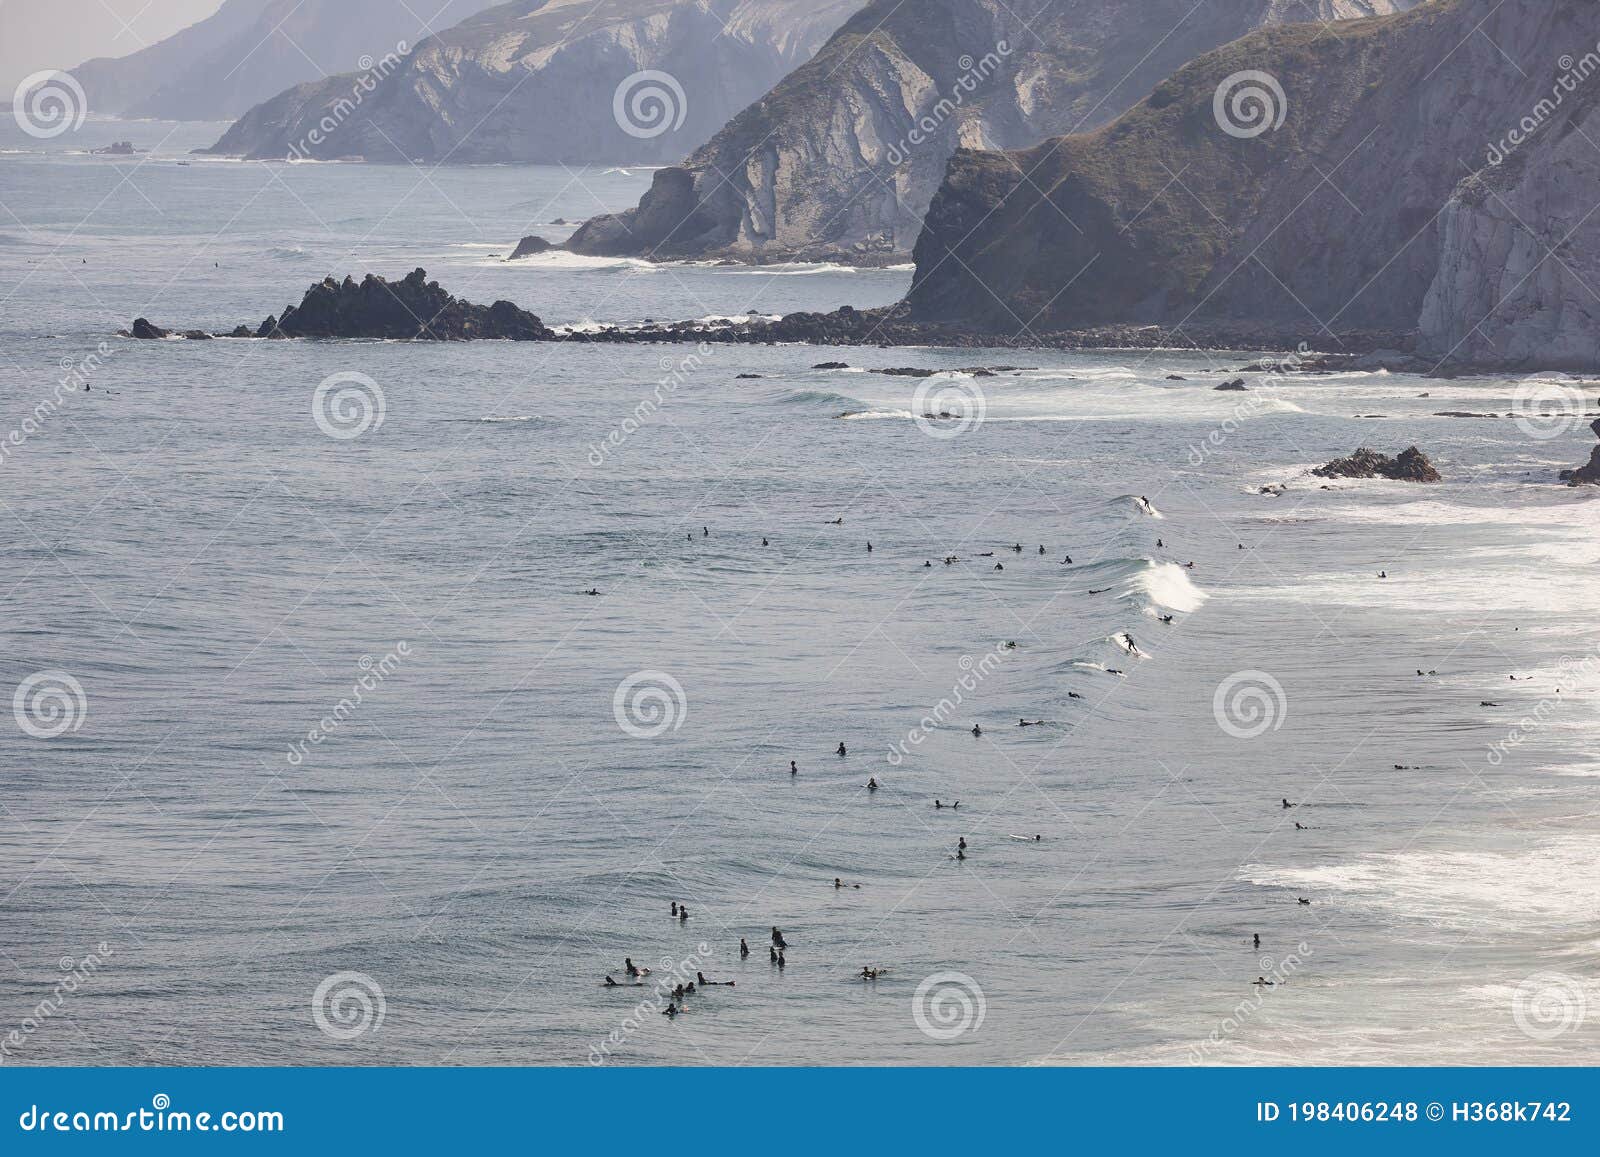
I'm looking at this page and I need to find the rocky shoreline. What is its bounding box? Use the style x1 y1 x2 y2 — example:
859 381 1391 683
119 269 1600 380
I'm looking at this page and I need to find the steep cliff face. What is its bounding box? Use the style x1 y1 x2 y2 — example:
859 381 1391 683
906 0 1600 369
69 0 499 121
566 0 1415 263
206 0 859 164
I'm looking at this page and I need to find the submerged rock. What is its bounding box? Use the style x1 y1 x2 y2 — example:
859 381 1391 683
253 269 553 340
1214 378 1248 391
1312 446 1441 483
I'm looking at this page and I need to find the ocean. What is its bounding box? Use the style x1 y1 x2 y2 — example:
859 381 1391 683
1 119 1597 1066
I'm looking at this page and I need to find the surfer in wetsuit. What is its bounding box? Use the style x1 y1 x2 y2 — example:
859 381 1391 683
866 777 878 791
605 975 619 987
790 760 798 775
971 724 982 737
740 938 750 958
772 927 788 948
836 742 847 756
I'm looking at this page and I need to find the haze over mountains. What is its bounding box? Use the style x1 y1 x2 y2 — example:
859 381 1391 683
907 0 1597 369
566 0 1417 264
205 0 861 164
69 0 502 122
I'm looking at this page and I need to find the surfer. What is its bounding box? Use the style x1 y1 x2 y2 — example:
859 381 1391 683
1061 555 1073 564
1282 799 1295 808
740 938 750 959
971 724 982 736
671 901 678 916
790 760 798 775
1252 934 1260 949
605 975 619 987
867 542 873 552
837 742 847 756
867 777 879 791
777 951 786 970
1159 614 1174 624
762 537 769 546
625 957 641 978
772 927 788 948
995 563 1004 571
958 837 967 851
679 906 689 921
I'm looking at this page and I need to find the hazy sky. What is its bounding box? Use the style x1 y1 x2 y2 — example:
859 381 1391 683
0 0 224 90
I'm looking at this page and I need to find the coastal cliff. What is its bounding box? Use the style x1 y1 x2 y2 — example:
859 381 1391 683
205 0 858 164
69 0 498 121
566 0 1415 264
905 0 1600 371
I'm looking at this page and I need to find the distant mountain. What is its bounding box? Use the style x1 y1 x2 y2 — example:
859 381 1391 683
206 0 861 164
906 0 1599 370
69 0 500 122
566 0 1415 264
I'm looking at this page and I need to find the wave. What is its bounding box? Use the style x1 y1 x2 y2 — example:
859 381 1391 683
840 408 914 421
1115 493 1165 519
781 390 867 408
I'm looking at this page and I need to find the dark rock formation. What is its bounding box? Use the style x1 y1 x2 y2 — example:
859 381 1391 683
567 0 1415 263
130 318 168 339
1559 419 1600 485
509 235 554 260
1214 378 1248 391
908 0 1600 371
254 269 554 340
206 0 857 164
1313 447 1440 482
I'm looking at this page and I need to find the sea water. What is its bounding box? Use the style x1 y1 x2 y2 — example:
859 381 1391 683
0 120 1596 1065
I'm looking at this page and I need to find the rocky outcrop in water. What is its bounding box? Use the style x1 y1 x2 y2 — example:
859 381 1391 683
1313 447 1440 482
67 0 498 121
205 0 858 164
509 235 554 260
1560 419 1600 485
566 0 1414 263
907 0 1600 372
252 270 553 340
